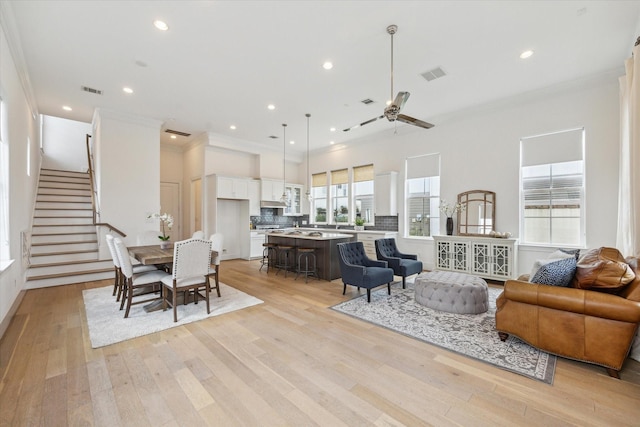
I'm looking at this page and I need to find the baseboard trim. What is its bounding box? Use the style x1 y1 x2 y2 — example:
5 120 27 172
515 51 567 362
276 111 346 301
0 289 26 340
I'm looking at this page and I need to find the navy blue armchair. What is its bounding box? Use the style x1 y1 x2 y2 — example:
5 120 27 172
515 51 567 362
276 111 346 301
375 238 423 289
337 242 395 302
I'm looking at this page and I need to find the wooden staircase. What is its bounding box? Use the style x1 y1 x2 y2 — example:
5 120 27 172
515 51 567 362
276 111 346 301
26 168 113 288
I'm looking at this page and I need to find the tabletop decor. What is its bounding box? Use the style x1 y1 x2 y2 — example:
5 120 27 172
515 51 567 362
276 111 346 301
148 212 174 248
439 199 465 235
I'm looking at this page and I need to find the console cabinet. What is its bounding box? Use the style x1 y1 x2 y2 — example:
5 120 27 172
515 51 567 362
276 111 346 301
433 235 518 280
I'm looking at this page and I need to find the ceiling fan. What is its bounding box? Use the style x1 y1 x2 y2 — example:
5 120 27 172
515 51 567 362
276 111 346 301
343 24 434 132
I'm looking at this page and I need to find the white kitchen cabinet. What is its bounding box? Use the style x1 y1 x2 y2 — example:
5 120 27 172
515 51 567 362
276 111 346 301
261 178 285 201
433 235 518 280
218 176 249 200
374 172 398 216
284 184 303 216
357 231 398 259
248 179 260 216
250 231 265 259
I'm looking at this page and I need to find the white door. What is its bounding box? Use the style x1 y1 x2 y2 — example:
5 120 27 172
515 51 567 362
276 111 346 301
160 182 182 241
191 178 202 236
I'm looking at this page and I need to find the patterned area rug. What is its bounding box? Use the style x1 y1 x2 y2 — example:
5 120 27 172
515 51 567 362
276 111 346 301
83 282 263 348
331 281 556 384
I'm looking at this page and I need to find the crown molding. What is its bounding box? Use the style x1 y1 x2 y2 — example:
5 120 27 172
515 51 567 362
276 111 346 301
0 1 39 119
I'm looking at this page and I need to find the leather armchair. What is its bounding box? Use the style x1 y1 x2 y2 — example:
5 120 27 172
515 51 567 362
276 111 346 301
375 238 423 288
495 256 640 378
337 242 394 302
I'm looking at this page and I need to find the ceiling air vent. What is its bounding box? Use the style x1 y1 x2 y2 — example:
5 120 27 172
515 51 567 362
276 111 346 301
268 135 278 139
360 98 375 105
421 67 447 82
164 129 191 137
81 85 103 95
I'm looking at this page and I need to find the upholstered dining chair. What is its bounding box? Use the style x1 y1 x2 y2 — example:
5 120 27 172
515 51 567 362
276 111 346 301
375 238 423 289
161 238 212 322
206 233 224 297
113 238 170 318
105 234 158 302
192 230 205 239
337 241 394 303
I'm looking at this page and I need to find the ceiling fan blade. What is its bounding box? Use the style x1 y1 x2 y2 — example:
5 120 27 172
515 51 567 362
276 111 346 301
343 115 384 132
396 114 435 129
393 91 410 112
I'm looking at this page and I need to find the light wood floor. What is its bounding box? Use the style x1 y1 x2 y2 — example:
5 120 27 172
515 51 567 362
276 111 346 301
1 259 640 426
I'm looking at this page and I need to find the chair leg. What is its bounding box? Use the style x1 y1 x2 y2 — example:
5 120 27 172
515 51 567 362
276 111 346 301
215 266 221 297
119 281 127 310
367 289 371 303
173 287 178 322
387 283 391 295
124 280 133 318
205 280 211 314
112 267 118 296
402 276 406 289
342 283 347 295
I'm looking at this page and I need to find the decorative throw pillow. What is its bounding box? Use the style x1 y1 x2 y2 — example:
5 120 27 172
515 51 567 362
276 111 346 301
573 247 635 292
559 248 580 260
531 257 577 287
529 250 576 279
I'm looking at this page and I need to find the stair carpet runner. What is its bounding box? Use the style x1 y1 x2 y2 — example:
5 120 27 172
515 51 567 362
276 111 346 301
26 168 112 288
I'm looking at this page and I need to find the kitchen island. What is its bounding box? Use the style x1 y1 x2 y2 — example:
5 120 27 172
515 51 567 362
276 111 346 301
266 231 355 280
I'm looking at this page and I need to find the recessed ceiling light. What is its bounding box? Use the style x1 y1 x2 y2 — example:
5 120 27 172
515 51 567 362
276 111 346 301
230 125 236 130
329 141 335 145
520 50 534 59
62 105 72 111
153 20 169 31
170 135 177 139
330 127 336 132
289 140 295 145
123 87 133 94
267 104 275 110
323 61 333 70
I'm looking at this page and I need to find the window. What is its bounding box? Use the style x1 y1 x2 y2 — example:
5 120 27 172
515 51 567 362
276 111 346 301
520 128 585 246
353 164 374 224
0 96 9 260
311 172 327 223
405 154 440 237
331 169 349 223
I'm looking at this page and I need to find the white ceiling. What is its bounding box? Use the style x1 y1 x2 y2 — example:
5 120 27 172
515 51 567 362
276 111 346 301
5 1 640 154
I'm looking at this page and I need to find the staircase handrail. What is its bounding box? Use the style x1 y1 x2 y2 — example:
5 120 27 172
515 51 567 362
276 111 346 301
86 134 126 237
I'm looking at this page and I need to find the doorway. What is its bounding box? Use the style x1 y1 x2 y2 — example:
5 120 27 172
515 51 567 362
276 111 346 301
160 182 181 240
191 178 202 236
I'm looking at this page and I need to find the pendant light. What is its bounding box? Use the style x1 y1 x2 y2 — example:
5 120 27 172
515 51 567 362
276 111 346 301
305 113 313 202
280 123 290 206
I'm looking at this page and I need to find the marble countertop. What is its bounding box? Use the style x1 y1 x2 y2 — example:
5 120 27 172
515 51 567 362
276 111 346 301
266 230 353 240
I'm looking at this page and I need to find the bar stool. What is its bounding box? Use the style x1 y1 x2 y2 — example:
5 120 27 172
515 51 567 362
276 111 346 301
275 245 294 277
260 242 278 272
296 247 317 283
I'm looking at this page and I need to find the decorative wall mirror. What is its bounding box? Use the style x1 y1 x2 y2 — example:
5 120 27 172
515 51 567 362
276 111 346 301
457 190 496 236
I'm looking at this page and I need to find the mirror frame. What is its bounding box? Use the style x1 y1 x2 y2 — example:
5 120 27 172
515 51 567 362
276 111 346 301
457 190 496 236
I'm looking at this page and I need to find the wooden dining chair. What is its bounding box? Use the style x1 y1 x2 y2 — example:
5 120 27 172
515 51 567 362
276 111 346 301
105 234 158 302
206 233 224 297
113 238 170 318
161 238 212 322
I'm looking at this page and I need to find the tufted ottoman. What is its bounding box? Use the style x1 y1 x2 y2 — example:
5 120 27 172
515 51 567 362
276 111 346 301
414 271 489 314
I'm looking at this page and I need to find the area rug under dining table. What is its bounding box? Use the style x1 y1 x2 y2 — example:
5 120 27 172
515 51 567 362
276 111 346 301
331 280 556 384
83 282 263 348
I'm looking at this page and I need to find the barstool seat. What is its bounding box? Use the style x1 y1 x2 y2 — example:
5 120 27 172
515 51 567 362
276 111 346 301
276 245 294 277
296 247 317 283
260 242 278 272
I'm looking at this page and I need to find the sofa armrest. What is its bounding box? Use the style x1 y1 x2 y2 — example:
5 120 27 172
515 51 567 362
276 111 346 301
503 280 640 323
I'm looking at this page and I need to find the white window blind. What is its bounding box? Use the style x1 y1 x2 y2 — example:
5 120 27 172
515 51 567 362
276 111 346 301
521 128 583 167
407 154 440 179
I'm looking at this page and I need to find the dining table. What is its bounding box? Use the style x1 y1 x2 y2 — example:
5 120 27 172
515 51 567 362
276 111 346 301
128 243 219 312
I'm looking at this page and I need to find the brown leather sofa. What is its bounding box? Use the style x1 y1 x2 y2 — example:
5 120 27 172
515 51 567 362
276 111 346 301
495 256 640 378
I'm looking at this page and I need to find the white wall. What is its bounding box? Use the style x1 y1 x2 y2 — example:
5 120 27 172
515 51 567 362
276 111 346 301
0 17 41 336
306 72 620 275
93 109 162 247
41 115 91 172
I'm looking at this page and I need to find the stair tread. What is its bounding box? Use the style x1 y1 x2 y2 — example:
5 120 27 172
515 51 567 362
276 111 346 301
32 232 96 236
29 259 104 268
32 240 98 246
31 249 98 257
27 267 112 281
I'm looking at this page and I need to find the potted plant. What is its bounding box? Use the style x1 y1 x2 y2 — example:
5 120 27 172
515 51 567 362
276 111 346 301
148 212 174 248
354 217 366 231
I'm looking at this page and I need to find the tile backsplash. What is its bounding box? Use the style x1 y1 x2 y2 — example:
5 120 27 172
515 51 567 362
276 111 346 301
251 209 398 231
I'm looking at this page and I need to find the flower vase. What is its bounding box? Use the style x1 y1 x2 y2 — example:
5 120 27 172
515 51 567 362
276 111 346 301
160 240 171 249
446 217 454 236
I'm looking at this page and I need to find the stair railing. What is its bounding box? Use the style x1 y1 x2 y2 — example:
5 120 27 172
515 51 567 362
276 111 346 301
86 134 126 237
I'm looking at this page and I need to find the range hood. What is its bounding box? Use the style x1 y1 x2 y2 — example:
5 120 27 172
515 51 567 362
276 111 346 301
260 200 288 208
